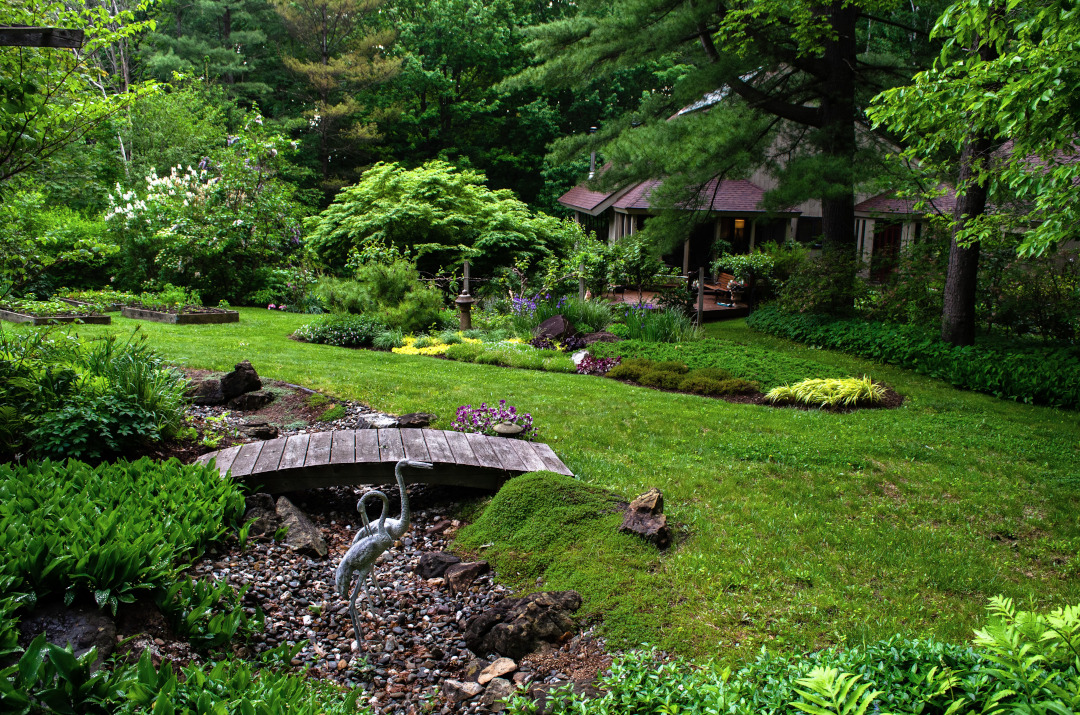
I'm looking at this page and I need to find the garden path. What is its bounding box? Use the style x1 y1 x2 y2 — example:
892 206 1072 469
195 428 573 492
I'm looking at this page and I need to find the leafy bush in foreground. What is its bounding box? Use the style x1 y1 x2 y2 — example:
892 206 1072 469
293 313 389 347
155 578 263 651
507 596 1080 715
592 338 841 391
746 306 1080 407
0 458 244 612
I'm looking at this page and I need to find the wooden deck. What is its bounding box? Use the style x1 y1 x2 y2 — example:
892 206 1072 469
195 428 573 493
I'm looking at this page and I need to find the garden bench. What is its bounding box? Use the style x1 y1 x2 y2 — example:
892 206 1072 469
703 273 739 303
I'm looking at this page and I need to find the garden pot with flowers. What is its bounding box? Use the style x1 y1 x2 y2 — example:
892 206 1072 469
451 400 536 441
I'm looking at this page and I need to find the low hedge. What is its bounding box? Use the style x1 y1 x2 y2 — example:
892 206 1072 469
746 306 1080 408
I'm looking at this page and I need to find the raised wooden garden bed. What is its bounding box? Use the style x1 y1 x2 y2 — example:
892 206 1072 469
0 308 111 325
121 306 240 324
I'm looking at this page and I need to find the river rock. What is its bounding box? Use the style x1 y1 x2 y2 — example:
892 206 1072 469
619 488 671 549
442 679 484 703
397 412 436 428
478 657 517 685
445 561 490 593
220 360 262 402
484 677 515 711
414 552 461 579
464 591 582 660
275 496 328 558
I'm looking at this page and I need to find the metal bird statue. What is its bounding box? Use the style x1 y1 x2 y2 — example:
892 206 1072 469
334 490 392 644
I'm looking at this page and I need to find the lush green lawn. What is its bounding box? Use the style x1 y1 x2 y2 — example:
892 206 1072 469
55 309 1080 661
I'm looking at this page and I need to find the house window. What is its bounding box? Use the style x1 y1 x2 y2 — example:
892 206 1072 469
795 217 823 246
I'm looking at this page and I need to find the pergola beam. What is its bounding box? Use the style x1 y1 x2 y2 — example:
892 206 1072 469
0 26 85 49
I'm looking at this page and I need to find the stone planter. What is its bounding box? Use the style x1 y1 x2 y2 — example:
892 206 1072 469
0 308 110 326
121 306 240 324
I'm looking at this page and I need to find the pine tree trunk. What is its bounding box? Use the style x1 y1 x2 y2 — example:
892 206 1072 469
817 2 859 253
940 135 994 346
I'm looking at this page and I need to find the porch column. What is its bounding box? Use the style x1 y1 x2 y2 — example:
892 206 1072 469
749 220 757 251
683 240 690 275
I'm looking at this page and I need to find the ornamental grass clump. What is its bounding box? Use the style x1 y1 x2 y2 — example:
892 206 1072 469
766 376 885 408
451 400 536 440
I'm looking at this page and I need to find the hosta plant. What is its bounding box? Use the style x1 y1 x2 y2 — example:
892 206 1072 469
765 376 885 408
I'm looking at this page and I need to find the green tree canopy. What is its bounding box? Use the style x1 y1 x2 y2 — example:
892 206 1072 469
304 160 582 274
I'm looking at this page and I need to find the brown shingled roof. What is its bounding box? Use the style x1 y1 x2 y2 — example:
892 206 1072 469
612 178 779 212
855 190 956 217
558 184 619 212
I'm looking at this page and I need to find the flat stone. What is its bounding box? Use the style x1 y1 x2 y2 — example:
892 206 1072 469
484 677 515 711
493 422 524 436
442 679 484 703
478 657 517 685
276 496 328 558
445 561 490 593
228 389 275 411
397 412 436 428
240 417 279 440
414 552 461 579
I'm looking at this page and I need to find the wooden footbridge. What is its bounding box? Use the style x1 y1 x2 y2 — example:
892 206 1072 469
195 428 573 493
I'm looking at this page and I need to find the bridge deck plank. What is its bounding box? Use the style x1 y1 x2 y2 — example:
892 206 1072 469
196 429 572 490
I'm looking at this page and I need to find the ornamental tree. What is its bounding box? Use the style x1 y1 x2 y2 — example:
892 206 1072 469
304 160 580 275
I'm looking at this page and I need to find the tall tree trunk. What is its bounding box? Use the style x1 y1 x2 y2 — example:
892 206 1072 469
941 33 999 346
817 2 859 254
222 5 234 85
940 134 995 345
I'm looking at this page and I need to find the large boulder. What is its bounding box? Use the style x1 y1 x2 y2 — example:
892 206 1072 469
397 412 436 428
414 552 461 579
275 496 328 558
187 378 224 406
464 591 582 660
537 315 575 341
619 488 671 549
220 360 262 402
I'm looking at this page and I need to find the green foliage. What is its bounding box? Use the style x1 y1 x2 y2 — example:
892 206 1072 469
57 289 139 309
0 299 103 318
372 328 406 351
776 249 867 315
713 252 777 284
747 306 1080 407
0 191 117 299
608 358 760 396
861 238 949 326
617 305 700 342
304 161 579 274
293 313 389 348
0 458 244 613
318 403 347 422
351 259 446 333
592 338 841 391
155 578 263 651
766 377 886 408
132 284 203 311
0 329 190 460
106 117 307 304
0 0 157 187
510 295 613 336
444 340 576 373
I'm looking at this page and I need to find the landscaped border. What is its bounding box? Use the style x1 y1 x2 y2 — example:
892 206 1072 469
121 306 240 324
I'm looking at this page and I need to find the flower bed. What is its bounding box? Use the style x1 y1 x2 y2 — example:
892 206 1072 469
57 288 140 312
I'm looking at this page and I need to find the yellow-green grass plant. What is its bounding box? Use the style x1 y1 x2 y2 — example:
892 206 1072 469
765 376 886 408
30 309 1080 664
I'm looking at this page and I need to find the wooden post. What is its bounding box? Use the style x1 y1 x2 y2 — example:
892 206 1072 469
0 27 85 49
696 267 705 326
578 263 586 301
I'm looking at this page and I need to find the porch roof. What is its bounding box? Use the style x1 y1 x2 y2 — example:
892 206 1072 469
855 190 957 217
611 178 789 213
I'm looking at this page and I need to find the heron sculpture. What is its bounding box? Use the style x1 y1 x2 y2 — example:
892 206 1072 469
334 459 433 644
334 490 392 643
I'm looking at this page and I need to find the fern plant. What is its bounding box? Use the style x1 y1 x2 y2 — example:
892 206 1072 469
791 667 882 715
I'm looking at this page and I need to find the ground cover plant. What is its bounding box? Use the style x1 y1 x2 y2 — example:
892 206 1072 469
55 309 1080 662
606 357 761 396
0 457 244 613
506 597 1080 715
591 337 845 391
747 306 1080 408
766 376 887 408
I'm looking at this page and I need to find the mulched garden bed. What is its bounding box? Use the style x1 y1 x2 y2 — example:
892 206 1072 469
610 378 905 411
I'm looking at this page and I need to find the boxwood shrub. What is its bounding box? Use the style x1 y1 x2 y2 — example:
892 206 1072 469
747 306 1080 408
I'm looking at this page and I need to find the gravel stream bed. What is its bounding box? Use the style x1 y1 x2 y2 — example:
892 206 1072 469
184 485 611 714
